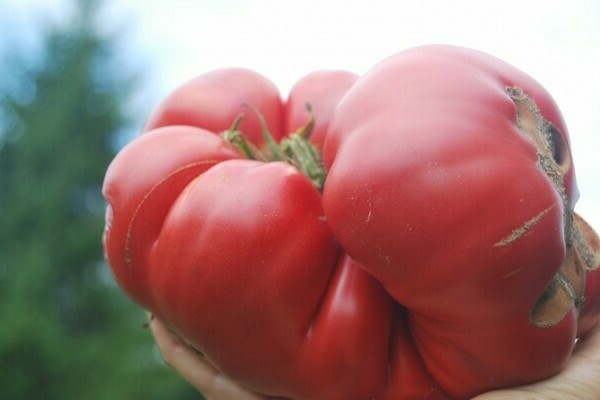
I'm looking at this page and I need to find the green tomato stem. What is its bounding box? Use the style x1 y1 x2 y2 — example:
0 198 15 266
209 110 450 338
220 104 326 191
243 103 284 161
220 113 266 161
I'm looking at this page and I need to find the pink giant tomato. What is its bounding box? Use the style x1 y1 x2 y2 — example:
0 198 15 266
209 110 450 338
103 46 600 399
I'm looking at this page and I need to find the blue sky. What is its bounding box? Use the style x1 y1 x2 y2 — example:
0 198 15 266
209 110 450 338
2 0 599 228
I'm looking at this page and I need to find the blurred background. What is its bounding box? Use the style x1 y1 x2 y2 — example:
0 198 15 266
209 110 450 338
0 0 598 399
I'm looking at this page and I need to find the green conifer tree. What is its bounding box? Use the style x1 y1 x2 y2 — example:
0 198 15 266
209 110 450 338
0 1 200 398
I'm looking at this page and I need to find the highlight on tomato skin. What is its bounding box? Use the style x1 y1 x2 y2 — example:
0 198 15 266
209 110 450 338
142 68 285 147
285 70 359 150
101 44 600 400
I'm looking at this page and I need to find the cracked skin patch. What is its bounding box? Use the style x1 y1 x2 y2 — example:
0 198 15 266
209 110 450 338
506 87 597 329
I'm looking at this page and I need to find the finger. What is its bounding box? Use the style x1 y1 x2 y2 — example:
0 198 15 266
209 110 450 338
562 321 600 394
149 316 267 400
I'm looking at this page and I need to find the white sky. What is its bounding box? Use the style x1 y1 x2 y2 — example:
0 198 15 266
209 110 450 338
3 0 600 229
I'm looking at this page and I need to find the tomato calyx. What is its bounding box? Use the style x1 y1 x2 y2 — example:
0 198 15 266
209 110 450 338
220 113 264 161
221 103 327 191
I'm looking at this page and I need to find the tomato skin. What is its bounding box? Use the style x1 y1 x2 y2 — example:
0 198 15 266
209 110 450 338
143 68 284 146
103 47 600 400
102 126 241 310
104 66 445 399
322 45 583 398
105 147 444 399
323 46 578 207
285 70 358 149
148 159 339 396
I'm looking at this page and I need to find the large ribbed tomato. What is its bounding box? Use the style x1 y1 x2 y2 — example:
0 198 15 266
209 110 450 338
103 46 600 399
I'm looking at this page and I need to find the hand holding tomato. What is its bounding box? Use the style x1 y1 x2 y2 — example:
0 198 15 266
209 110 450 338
103 45 600 399
149 316 600 400
149 316 267 400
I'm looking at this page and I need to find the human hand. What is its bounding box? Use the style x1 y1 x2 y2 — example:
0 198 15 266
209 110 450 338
149 316 267 400
150 315 600 400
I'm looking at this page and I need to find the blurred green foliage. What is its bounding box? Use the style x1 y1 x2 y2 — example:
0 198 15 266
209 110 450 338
0 1 201 398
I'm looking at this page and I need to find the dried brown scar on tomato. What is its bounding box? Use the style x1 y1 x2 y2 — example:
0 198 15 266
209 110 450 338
506 87 571 235
572 213 600 271
494 205 554 247
506 87 600 328
530 214 600 328
529 240 584 328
